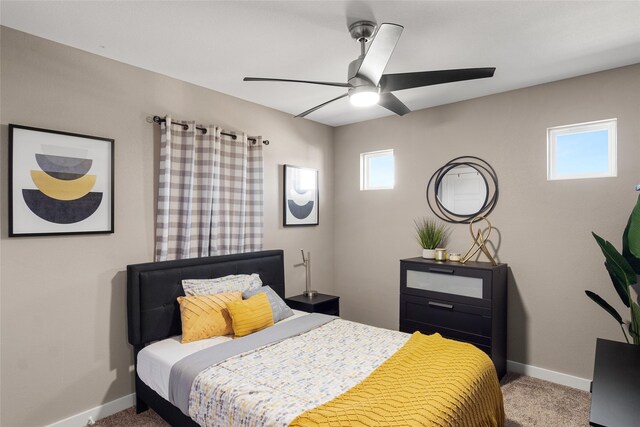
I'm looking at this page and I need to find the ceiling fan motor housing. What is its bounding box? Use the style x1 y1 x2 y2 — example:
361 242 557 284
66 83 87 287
348 20 377 42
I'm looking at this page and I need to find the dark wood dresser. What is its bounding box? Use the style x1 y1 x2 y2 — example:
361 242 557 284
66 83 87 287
399 257 507 378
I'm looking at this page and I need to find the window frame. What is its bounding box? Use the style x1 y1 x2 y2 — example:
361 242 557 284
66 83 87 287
360 149 395 191
546 118 617 181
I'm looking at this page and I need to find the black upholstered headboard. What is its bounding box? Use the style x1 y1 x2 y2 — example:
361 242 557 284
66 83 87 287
127 250 285 350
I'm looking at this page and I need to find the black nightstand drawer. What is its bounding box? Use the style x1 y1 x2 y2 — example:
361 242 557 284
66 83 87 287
401 294 492 337
286 293 339 316
314 303 339 316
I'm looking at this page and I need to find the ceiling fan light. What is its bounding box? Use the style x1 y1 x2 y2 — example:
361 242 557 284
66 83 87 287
350 89 380 107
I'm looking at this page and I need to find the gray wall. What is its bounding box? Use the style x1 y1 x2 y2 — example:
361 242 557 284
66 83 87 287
0 27 334 427
333 63 640 381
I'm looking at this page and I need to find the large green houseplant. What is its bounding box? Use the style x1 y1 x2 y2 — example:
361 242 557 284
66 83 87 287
586 194 640 343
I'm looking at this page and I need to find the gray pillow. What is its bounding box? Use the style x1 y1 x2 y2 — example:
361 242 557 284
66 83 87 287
243 286 294 323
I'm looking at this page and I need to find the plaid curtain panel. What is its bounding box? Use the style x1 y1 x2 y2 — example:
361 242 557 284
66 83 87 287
155 117 264 261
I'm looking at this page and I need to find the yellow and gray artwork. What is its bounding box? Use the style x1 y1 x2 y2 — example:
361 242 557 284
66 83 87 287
23 149 103 223
9 125 113 236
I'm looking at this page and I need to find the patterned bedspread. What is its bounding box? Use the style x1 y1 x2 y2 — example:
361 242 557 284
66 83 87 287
188 318 409 426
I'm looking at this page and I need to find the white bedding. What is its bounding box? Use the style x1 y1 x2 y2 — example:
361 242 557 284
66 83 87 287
137 309 309 400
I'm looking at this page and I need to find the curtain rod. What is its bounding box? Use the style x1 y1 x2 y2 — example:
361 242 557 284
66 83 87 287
149 116 269 145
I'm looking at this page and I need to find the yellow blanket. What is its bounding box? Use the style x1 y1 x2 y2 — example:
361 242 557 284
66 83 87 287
290 332 505 427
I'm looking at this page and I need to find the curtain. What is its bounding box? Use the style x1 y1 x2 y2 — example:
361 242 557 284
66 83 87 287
155 117 264 261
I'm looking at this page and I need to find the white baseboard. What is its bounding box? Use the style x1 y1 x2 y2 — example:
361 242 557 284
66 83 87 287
45 361 590 426
507 360 591 391
46 393 135 427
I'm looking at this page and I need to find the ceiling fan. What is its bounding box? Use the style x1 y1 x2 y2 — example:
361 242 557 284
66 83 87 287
244 20 496 118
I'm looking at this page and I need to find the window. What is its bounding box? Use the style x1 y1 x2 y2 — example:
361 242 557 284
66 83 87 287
547 119 617 180
360 149 394 190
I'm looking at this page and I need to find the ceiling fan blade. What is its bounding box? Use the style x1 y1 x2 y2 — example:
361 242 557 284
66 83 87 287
355 23 404 86
378 93 411 116
244 77 350 88
379 68 496 92
295 93 349 118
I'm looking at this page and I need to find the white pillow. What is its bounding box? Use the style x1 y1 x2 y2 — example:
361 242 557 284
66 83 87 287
182 273 262 296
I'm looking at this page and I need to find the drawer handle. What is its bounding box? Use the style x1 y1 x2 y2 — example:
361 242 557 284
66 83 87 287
428 301 454 309
429 267 455 275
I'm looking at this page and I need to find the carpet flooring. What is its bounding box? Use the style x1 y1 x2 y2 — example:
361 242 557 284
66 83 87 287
500 374 590 426
91 374 591 426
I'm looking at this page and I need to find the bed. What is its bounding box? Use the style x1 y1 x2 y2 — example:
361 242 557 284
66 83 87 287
127 249 505 426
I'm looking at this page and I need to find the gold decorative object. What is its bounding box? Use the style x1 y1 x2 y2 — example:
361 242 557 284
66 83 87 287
461 216 497 265
434 248 447 261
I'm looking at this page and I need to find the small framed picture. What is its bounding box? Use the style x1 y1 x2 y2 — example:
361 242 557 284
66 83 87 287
283 164 318 226
9 124 114 237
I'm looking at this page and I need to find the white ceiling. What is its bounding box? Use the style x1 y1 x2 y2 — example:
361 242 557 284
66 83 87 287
2 1 640 127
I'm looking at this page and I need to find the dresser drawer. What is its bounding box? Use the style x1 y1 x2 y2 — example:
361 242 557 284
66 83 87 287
400 261 493 307
400 321 492 357
400 294 492 337
405 268 484 298
401 319 492 349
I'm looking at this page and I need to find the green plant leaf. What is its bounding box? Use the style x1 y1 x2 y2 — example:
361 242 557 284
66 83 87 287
630 300 640 345
606 258 635 297
605 262 630 307
623 194 640 274
593 232 637 304
585 290 624 324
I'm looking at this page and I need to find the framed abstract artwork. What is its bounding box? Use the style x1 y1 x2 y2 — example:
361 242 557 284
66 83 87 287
8 124 114 237
283 164 318 226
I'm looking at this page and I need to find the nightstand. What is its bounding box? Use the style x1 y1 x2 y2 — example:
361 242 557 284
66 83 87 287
286 293 340 316
590 338 640 426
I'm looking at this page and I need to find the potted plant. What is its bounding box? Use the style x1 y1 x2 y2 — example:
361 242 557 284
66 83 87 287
414 217 449 259
586 193 640 343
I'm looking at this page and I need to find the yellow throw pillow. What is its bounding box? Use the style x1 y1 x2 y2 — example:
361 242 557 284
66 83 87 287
177 291 242 343
226 293 274 337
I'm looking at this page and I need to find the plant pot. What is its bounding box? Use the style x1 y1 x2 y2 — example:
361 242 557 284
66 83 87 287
422 249 436 259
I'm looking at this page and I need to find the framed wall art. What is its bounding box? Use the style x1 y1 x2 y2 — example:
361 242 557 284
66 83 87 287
283 164 318 226
9 124 114 237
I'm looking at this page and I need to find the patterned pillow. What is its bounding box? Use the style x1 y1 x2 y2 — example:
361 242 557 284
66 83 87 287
177 291 242 343
182 273 262 296
226 293 274 337
243 286 294 323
